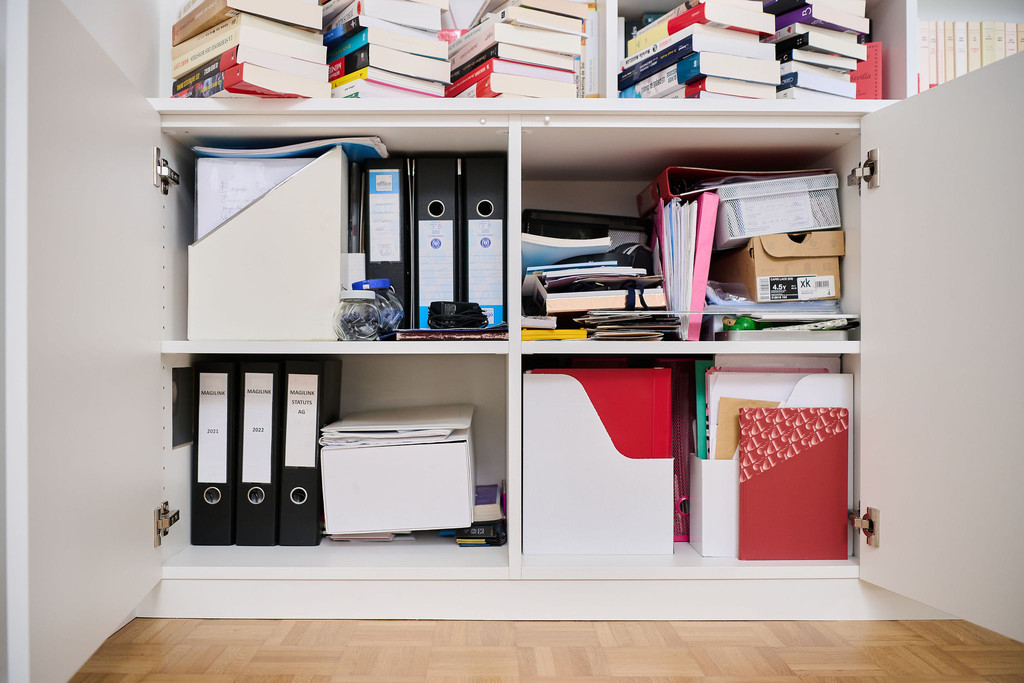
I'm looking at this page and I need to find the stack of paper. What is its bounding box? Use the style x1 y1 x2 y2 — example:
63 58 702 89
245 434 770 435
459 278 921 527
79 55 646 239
319 404 476 535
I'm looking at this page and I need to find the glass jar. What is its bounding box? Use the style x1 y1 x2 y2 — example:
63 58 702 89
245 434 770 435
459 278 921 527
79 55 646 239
333 290 382 341
352 279 404 333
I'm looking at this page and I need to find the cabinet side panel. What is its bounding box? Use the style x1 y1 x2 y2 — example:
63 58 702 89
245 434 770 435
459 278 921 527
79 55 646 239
26 1 164 680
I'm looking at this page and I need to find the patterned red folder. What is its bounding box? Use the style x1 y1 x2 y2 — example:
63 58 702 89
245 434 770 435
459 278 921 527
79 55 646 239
738 407 849 560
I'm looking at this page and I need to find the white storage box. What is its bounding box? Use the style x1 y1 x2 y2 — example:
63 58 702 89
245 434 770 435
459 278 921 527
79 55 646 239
320 405 475 534
714 173 841 250
688 455 739 558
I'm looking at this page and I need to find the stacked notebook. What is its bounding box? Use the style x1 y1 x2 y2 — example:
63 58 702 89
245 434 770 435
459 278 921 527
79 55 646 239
763 0 870 100
619 0 780 99
323 0 451 97
171 0 328 98
446 0 587 98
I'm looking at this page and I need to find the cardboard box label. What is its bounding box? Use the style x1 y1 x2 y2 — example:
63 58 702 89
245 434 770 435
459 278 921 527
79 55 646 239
757 274 835 301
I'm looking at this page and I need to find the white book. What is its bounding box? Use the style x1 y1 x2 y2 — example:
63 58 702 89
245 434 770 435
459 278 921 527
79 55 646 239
767 22 859 44
954 21 968 79
332 24 449 60
450 22 582 70
332 65 447 95
332 79 442 97
634 0 764 40
622 22 761 70
936 21 945 84
1007 23 1019 57
324 0 442 32
771 25 867 61
917 21 930 92
787 47 856 71
331 43 451 83
777 84 853 101
781 60 850 82
779 69 855 97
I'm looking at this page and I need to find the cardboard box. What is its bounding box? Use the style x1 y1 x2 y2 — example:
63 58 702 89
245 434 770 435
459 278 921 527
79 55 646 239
709 230 844 303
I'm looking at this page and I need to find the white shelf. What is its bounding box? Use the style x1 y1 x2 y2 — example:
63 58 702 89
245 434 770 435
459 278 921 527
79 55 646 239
523 340 861 355
161 340 510 355
522 543 859 580
162 532 509 580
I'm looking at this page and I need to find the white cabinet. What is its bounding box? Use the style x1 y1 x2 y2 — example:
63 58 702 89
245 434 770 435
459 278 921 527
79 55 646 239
5 0 1024 680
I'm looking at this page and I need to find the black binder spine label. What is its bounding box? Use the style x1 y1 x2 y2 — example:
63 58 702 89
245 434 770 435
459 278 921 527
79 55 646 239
284 373 319 468
241 372 275 483
467 218 503 325
197 372 230 484
417 218 456 327
367 168 402 263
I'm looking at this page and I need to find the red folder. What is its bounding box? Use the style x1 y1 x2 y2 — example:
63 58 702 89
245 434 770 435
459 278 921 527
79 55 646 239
737 406 848 560
531 368 671 461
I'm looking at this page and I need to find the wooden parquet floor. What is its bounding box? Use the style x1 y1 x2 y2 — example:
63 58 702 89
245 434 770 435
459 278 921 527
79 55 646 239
73 619 1024 682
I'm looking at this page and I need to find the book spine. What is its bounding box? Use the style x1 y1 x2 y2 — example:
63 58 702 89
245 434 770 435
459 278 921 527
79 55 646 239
449 26 499 70
617 35 693 90
449 43 501 83
926 20 937 87
943 20 955 80
173 68 228 97
172 26 243 79
329 0 364 33
671 52 703 85
953 21 967 80
774 32 810 57
634 62 683 98
171 47 228 95
173 0 231 46
446 59 497 96
326 28 371 63
967 21 981 72
328 44 371 81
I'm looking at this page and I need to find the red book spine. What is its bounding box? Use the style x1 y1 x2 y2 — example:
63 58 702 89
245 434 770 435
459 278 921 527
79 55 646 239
471 74 502 97
850 41 883 99
683 77 709 97
218 46 241 72
446 59 497 97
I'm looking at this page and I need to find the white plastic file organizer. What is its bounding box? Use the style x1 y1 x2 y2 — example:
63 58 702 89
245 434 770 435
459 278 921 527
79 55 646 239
714 174 841 250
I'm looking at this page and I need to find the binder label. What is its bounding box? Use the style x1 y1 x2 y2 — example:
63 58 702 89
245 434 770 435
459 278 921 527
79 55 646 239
197 372 230 484
241 372 275 484
368 170 402 263
468 219 504 325
284 374 319 468
417 219 455 327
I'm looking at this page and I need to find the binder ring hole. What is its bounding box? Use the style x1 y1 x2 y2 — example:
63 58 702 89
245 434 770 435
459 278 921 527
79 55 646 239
427 200 445 218
203 487 221 505
290 487 308 505
248 486 265 505
476 200 494 218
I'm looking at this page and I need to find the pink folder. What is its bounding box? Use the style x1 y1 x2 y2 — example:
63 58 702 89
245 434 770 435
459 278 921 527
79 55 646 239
686 191 720 341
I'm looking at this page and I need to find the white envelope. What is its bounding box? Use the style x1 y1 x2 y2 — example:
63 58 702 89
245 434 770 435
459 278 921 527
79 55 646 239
523 373 674 555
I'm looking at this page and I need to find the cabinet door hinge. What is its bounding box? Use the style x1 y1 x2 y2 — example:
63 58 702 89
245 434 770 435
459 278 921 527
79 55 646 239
154 501 180 547
153 147 180 195
849 505 880 548
847 148 880 194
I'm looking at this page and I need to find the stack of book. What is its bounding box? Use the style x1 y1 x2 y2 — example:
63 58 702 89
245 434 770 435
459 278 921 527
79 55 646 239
762 0 870 101
323 0 451 97
618 0 780 100
445 0 588 98
454 483 507 546
171 0 329 98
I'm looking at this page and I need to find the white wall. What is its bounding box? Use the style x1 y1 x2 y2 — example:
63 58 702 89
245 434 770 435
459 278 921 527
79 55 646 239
61 0 162 96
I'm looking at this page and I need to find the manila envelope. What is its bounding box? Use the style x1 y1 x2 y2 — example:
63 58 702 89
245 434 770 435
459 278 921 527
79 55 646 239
714 397 781 460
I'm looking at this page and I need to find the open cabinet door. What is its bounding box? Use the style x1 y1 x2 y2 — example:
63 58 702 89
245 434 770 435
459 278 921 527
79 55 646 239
6 1 165 679
859 54 1024 642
